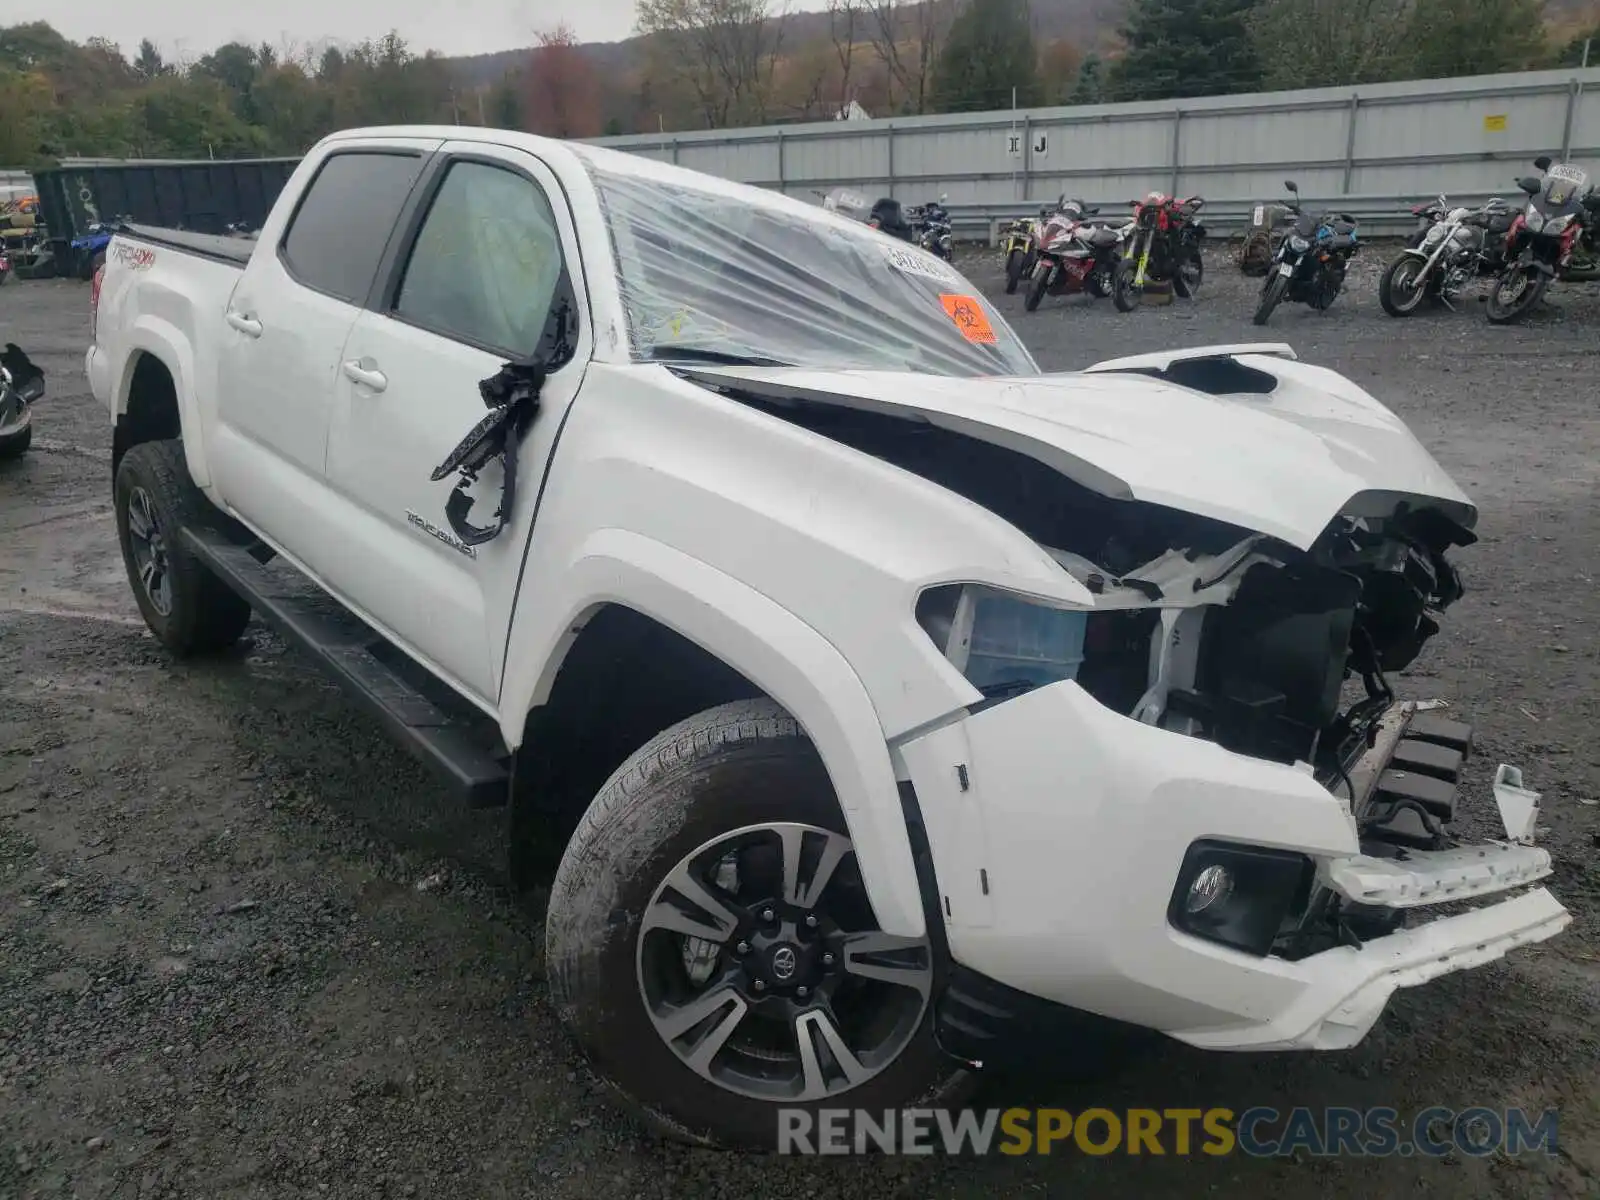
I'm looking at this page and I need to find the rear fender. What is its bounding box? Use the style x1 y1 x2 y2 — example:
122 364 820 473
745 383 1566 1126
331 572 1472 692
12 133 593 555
115 318 209 486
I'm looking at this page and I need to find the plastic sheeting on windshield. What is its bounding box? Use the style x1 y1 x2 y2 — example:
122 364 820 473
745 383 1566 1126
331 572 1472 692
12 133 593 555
584 164 1038 379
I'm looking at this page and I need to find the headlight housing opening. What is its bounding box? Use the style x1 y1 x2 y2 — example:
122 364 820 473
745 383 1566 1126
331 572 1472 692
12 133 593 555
916 583 1089 699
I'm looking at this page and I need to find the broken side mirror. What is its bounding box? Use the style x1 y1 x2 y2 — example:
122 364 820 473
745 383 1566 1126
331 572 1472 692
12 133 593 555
1533 155 1552 171
1517 176 1541 196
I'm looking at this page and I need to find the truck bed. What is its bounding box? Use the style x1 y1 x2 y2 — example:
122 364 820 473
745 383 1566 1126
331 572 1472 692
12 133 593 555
120 222 256 267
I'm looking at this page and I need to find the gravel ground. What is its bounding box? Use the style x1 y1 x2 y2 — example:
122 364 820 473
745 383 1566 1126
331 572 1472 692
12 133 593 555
2 245 1598 1199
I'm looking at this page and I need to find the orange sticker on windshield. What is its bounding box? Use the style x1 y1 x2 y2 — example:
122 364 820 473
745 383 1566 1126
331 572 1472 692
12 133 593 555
939 294 997 344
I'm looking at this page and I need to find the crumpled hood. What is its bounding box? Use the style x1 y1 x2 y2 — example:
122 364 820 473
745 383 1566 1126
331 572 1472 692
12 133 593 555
680 347 1475 550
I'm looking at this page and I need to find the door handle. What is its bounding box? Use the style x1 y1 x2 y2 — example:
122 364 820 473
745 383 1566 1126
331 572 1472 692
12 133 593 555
225 311 262 338
341 359 388 392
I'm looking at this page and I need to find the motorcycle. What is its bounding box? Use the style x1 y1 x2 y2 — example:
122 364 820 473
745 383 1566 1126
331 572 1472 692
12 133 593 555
908 195 953 260
1252 180 1360 326
70 219 127 281
1405 197 1449 249
1111 191 1206 312
0 343 45 460
1023 200 1129 312
1485 162 1600 325
1378 196 1514 317
1001 206 1054 294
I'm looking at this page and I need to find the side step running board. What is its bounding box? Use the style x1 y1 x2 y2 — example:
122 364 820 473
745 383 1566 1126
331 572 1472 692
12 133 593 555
183 527 510 806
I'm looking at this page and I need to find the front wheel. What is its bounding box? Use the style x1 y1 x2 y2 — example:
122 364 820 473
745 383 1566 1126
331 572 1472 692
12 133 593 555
545 699 969 1148
1004 249 1025 293
1486 266 1550 324
1253 271 1290 326
1024 264 1052 312
1379 255 1430 317
1172 247 1204 298
1111 260 1140 312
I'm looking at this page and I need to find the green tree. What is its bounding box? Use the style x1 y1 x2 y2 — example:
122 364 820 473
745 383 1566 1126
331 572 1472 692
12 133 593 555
1558 25 1598 67
1250 0 1414 89
929 0 1040 114
1398 0 1549 79
133 38 170 80
487 72 523 129
1070 51 1105 103
133 75 269 157
1108 0 1263 101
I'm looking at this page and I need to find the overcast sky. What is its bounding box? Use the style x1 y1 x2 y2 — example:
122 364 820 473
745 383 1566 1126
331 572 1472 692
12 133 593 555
3 0 640 60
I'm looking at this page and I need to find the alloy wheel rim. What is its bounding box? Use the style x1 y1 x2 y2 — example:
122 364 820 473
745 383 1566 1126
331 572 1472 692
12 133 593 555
125 486 173 616
635 821 932 1102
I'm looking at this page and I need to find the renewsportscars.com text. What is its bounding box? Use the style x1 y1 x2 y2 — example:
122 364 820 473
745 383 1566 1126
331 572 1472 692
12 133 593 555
776 1106 1560 1157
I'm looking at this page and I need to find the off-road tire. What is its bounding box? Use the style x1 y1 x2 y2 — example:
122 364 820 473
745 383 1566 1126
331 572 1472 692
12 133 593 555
114 439 252 655
1486 268 1549 325
1112 260 1140 312
545 698 971 1149
1172 247 1204 299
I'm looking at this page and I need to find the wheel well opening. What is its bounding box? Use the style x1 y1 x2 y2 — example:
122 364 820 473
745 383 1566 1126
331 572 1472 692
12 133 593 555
112 353 180 474
509 604 767 883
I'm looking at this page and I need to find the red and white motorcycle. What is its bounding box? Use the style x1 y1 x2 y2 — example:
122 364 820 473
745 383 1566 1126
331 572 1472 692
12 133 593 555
1022 199 1133 312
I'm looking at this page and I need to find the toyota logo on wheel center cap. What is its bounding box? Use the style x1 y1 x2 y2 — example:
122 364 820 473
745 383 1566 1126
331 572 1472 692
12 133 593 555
770 945 798 981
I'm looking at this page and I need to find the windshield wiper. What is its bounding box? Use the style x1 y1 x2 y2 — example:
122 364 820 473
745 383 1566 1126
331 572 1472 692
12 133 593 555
643 345 795 368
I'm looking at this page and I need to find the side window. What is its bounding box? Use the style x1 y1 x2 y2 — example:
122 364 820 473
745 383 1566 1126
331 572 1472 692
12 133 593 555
281 151 426 304
394 161 566 356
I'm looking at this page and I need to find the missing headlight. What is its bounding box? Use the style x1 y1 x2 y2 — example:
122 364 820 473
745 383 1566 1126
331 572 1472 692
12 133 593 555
916 584 1088 699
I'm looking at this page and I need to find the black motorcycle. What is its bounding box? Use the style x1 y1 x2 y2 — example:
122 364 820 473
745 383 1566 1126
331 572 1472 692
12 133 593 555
1252 181 1360 326
0 343 45 460
909 196 953 261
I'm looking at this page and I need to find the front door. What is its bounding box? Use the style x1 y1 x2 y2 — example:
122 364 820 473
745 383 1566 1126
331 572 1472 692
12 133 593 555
321 145 592 706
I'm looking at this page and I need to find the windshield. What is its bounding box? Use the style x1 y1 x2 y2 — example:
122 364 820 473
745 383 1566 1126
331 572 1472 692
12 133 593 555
586 163 1038 378
1542 164 1590 209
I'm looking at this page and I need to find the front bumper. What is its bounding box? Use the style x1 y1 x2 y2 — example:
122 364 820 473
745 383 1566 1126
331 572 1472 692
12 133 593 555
897 681 1570 1055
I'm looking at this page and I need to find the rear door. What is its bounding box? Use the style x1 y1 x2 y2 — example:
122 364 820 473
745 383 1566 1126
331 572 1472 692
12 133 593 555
320 143 593 705
212 139 440 567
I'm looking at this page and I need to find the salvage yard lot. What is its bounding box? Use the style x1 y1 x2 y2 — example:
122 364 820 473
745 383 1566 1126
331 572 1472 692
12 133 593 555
3 248 1599 1199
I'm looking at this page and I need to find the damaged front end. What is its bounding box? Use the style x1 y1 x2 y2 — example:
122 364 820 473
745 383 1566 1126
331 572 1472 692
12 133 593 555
680 344 1569 1053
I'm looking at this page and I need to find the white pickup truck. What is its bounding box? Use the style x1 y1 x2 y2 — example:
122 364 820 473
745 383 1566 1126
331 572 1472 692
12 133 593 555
89 125 1569 1147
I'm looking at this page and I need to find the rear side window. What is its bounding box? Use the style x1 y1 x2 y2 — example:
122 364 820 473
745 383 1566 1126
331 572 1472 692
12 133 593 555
280 151 426 304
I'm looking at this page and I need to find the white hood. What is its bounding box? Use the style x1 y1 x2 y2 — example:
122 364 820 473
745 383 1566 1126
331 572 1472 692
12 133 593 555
681 345 1474 550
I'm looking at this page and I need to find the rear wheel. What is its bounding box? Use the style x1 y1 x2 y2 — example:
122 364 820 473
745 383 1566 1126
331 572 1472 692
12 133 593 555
1253 271 1289 326
1004 249 1025 294
1172 247 1204 298
1111 261 1140 312
545 699 969 1148
1024 264 1052 312
1486 266 1549 324
0 420 31 460
1379 255 1430 317
114 440 252 655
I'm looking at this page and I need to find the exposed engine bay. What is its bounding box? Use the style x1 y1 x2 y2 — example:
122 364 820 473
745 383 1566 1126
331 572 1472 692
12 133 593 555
692 365 1476 850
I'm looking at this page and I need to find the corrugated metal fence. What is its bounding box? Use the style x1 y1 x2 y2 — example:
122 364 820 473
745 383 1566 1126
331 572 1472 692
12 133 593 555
595 67 1600 237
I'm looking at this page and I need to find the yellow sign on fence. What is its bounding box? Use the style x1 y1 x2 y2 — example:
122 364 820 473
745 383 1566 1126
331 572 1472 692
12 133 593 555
1484 114 1508 132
